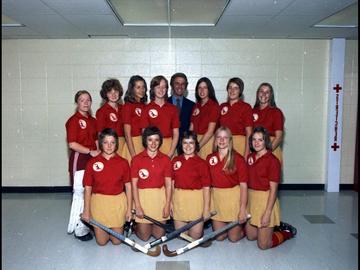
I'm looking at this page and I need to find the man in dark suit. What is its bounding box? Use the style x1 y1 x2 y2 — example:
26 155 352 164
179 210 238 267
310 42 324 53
168 73 195 153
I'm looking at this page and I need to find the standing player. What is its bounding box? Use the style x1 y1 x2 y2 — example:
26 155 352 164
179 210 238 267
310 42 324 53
245 126 296 249
190 77 220 160
207 126 248 242
122 75 148 161
219 77 253 158
65 90 100 241
96 79 125 156
141 75 179 158
131 126 172 241
172 131 211 239
81 128 132 246
252 82 285 163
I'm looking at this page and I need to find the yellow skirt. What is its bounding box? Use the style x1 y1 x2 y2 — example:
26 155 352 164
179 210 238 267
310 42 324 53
270 136 283 164
172 188 203 222
210 186 240 222
198 134 214 160
136 187 170 224
247 189 280 227
233 135 246 156
159 137 172 156
122 136 144 162
116 136 126 157
90 192 127 228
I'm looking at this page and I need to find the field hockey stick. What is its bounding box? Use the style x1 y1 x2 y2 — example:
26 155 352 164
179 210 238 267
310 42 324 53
162 214 251 257
88 218 161 257
124 219 135 238
143 211 217 249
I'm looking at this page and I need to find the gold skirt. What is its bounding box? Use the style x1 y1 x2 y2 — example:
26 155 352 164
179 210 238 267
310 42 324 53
270 136 283 164
247 189 280 227
116 136 126 157
172 188 203 222
136 187 170 223
121 136 144 162
159 137 172 156
198 134 214 160
210 186 240 222
90 192 127 228
233 135 246 156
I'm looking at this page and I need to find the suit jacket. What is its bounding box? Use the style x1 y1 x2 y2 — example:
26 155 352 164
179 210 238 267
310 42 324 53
168 96 195 137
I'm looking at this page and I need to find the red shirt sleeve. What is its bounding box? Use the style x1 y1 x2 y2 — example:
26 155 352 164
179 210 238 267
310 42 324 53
123 160 131 183
163 156 172 178
209 103 220 123
268 156 281 183
200 162 211 187
236 154 248 183
83 160 94 187
273 108 285 131
65 117 78 143
95 108 106 133
243 103 254 128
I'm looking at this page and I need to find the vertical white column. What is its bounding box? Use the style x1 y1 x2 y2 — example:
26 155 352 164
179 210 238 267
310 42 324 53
325 38 345 192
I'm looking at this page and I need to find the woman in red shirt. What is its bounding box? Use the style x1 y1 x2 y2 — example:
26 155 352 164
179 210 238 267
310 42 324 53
219 77 253 158
122 75 148 162
190 77 220 159
96 79 125 157
245 126 296 249
131 126 172 241
81 128 132 246
172 131 211 239
65 90 100 241
207 126 248 242
252 83 285 163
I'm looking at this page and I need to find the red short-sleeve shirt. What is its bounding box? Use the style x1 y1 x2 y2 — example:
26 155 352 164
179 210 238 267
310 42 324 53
206 151 248 188
191 99 220 135
131 150 172 189
172 155 211 189
252 106 284 136
219 100 253 135
65 111 97 149
246 151 281 191
141 101 180 138
122 102 146 136
83 154 130 195
96 103 124 136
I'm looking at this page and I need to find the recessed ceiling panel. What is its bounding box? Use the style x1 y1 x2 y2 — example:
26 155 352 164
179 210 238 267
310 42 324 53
314 3 358 27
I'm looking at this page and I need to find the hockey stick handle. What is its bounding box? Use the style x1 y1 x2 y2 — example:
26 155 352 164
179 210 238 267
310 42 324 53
131 209 173 233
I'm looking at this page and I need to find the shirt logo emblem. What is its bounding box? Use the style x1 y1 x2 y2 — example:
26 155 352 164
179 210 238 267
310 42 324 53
221 106 229 115
109 113 118 122
253 113 259 122
173 161 182 170
149 109 158 118
139 169 149 179
193 108 200 116
93 162 104 172
135 108 142 117
209 156 218 166
79 119 87 129
248 157 254 165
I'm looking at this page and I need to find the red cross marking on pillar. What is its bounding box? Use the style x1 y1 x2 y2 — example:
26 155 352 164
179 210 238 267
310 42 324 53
333 84 342 93
331 143 340 151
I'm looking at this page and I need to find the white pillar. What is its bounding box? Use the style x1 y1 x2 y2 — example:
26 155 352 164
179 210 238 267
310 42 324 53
325 38 345 192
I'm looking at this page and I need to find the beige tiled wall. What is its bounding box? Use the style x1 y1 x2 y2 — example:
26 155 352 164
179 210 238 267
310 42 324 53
1 38 358 186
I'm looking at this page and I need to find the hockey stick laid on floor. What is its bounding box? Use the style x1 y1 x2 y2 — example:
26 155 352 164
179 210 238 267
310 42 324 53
162 214 251 257
143 211 217 249
88 218 161 257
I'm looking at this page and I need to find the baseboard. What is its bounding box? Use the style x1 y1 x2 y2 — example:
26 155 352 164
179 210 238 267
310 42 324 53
1 184 355 193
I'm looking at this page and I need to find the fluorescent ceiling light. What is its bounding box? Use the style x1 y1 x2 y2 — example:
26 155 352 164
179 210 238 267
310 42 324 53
313 3 358 28
2 14 25 27
107 0 229 26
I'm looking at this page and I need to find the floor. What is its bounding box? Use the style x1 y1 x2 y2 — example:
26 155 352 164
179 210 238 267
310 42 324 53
2 190 358 270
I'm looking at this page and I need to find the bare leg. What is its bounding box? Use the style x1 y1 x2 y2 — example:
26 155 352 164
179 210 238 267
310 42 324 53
152 222 166 239
212 220 228 241
135 223 152 241
245 222 258 241
94 227 110 246
109 227 124 245
257 227 274 250
227 224 245 242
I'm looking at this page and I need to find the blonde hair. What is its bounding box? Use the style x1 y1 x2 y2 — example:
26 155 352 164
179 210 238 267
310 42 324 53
213 126 236 174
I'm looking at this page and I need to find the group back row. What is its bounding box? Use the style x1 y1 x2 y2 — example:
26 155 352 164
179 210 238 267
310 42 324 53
66 72 284 165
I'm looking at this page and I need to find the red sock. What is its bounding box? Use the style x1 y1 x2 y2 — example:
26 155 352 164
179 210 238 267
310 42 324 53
271 231 292 248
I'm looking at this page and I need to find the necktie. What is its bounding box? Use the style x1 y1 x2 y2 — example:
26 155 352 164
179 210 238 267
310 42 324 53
176 98 181 115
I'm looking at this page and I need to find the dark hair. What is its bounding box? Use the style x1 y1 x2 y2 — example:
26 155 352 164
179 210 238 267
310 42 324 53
249 126 272 152
170 72 188 89
98 128 119 152
142 126 163 148
74 90 92 103
124 75 148 104
149 75 169 101
195 77 218 103
178 130 200 155
254 82 277 108
226 77 244 100
100 79 123 101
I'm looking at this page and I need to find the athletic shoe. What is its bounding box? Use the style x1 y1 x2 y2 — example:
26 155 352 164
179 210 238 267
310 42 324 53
75 232 93 241
278 221 297 237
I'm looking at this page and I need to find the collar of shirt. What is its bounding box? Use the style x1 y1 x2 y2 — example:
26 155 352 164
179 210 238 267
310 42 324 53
172 95 184 106
139 149 164 159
